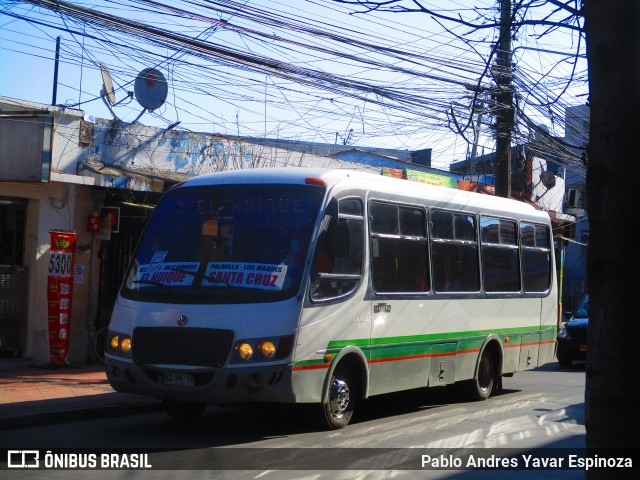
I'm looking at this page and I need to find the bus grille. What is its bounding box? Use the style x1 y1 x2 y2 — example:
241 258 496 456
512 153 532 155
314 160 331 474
132 327 234 367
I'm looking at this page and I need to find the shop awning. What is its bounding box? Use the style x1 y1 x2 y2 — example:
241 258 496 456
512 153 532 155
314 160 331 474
77 161 192 192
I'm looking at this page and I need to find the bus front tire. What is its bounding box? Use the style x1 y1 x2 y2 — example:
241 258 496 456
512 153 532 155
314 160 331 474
163 400 206 422
319 368 355 429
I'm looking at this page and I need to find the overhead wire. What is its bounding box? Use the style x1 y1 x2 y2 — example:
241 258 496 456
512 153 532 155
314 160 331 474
0 0 588 172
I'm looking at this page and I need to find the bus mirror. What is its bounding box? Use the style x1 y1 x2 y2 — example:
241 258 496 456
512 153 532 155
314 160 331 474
332 222 351 258
202 219 218 236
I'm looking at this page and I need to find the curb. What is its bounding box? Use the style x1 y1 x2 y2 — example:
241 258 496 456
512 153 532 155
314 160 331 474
0 400 164 431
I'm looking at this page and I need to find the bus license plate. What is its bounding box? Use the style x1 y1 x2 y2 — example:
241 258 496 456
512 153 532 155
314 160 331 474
579 344 587 352
162 373 195 387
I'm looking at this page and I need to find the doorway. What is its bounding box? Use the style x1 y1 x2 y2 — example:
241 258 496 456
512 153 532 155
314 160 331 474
96 197 158 329
0 197 27 356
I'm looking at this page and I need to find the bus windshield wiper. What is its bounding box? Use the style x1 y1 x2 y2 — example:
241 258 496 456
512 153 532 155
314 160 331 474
131 279 169 288
171 268 199 277
203 275 231 287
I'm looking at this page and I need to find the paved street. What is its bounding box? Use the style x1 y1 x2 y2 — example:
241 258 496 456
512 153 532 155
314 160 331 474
0 360 591 479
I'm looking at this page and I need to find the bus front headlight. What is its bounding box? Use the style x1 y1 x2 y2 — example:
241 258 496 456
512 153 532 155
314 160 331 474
120 337 132 354
237 342 254 360
259 341 276 359
231 335 295 363
108 333 133 357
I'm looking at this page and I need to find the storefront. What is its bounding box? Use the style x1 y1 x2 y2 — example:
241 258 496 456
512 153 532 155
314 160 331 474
0 197 27 357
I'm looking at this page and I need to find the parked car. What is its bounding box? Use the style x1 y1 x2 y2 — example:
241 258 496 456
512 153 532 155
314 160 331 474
556 295 589 367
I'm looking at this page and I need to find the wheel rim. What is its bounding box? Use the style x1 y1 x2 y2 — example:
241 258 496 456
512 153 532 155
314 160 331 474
478 356 493 394
329 377 351 418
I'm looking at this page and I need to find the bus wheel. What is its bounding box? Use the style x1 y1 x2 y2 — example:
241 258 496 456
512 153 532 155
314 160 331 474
320 367 355 429
163 400 206 422
457 349 496 401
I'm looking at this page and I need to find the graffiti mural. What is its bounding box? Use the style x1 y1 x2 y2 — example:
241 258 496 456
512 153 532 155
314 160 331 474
95 122 273 174
88 120 384 191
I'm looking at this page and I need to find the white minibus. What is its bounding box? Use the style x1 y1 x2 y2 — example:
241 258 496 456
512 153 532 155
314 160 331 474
105 167 557 429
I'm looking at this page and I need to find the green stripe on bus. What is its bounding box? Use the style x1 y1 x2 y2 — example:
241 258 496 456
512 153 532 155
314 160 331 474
293 326 556 368
326 325 555 349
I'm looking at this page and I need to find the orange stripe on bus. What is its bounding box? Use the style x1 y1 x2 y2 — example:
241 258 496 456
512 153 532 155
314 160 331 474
294 341 555 370
292 364 330 371
368 350 474 364
456 348 480 355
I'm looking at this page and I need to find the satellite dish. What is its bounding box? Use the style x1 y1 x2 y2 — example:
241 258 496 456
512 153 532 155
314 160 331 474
100 63 116 105
540 170 556 189
134 68 168 111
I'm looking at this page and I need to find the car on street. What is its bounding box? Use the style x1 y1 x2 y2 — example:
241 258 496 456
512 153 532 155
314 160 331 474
556 294 588 367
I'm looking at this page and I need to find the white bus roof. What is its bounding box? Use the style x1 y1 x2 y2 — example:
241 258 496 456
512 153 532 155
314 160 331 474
180 167 548 222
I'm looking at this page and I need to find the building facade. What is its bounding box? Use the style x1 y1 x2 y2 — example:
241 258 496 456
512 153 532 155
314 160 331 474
1 95 453 365
449 105 589 313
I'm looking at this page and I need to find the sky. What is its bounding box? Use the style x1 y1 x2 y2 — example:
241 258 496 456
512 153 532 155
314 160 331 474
0 0 588 172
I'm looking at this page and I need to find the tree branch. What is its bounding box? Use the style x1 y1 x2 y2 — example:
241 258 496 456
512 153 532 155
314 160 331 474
330 0 584 32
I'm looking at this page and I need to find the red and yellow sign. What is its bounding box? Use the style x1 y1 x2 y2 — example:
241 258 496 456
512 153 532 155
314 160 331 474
47 230 77 365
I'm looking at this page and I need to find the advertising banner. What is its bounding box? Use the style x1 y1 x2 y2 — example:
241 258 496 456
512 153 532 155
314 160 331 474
47 230 77 365
406 169 458 189
381 167 405 179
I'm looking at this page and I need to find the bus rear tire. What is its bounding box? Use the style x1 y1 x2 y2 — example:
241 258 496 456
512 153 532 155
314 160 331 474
456 349 496 401
163 400 206 422
319 367 355 429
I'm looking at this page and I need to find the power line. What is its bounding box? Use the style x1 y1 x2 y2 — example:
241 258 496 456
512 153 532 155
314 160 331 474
0 0 588 170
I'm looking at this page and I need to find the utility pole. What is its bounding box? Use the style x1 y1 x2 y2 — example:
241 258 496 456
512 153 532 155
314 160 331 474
52 36 61 105
470 105 484 162
494 0 514 198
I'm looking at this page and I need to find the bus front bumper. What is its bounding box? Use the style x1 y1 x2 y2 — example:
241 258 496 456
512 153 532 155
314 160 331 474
105 357 295 405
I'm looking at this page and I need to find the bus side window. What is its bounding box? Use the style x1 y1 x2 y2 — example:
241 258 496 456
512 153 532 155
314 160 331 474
370 202 429 294
310 199 364 302
315 239 334 273
431 210 479 293
480 217 520 293
520 222 551 292
331 219 362 275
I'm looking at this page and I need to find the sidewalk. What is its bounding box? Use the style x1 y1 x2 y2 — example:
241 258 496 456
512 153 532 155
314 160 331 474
0 359 163 430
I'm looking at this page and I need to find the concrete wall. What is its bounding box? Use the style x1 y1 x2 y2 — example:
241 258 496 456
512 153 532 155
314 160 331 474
90 120 380 174
3 96 427 365
0 96 87 179
1 180 99 365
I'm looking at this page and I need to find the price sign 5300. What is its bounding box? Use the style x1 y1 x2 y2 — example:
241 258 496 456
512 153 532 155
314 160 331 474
49 251 72 277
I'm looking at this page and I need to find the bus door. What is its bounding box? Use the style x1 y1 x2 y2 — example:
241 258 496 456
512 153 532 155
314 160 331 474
367 201 432 396
297 196 369 395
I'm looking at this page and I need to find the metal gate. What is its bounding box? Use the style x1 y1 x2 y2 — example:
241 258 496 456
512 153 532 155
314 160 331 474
97 212 146 328
0 265 26 355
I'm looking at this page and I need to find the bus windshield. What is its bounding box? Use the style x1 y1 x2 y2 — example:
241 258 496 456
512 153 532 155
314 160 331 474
122 184 323 303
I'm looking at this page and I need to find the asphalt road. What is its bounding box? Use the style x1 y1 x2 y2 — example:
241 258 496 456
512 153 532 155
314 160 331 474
1 361 587 479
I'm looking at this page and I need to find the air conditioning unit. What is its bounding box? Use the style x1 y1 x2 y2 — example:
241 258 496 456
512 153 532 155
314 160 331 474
566 189 580 209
